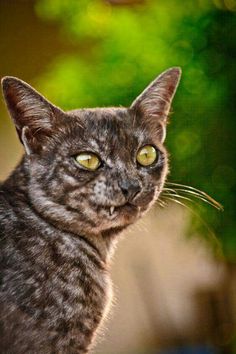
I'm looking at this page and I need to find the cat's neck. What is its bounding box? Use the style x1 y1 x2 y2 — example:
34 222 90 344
2 157 121 262
3 156 29 201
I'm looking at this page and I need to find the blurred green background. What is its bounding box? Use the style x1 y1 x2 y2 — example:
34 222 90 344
0 0 236 353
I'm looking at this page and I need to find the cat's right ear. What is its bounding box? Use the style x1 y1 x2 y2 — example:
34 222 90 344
130 67 181 143
1 76 64 154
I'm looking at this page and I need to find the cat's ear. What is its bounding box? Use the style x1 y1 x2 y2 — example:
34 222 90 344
1 76 64 154
130 67 181 142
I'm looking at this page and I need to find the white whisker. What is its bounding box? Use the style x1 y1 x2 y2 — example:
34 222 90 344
163 182 223 211
160 195 223 257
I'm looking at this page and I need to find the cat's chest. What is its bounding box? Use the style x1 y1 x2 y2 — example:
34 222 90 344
0 223 112 352
44 238 110 315
2 222 110 324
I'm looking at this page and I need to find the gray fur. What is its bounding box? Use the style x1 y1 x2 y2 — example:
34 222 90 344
0 67 181 353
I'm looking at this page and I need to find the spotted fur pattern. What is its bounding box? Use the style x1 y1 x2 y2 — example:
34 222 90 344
0 68 181 353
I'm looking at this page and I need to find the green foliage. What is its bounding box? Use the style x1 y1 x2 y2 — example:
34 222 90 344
35 0 236 259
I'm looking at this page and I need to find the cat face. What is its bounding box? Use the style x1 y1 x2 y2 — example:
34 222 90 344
1 68 181 236
26 107 168 233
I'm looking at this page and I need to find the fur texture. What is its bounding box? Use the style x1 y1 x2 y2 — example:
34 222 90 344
0 67 181 353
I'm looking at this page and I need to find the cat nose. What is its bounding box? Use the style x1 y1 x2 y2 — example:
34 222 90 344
119 179 141 201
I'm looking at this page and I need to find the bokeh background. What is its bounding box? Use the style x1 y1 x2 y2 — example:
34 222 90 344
0 0 236 353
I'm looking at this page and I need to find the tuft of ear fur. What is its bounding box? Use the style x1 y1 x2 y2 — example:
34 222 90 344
130 67 181 142
1 76 64 154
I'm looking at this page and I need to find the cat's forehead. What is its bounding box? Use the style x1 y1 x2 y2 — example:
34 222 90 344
65 107 160 154
68 107 134 140
64 107 144 159
68 107 130 125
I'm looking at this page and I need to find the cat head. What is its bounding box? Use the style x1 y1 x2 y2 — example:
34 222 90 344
1 68 181 237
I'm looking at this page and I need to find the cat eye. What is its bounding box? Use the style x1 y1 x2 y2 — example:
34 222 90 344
75 152 101 171
136 145 158 166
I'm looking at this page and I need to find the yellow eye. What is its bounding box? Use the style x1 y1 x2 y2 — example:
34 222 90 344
75 152 101 171
137 145 158 166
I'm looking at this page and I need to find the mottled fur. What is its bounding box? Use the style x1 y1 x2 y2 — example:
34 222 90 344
0 68 181 353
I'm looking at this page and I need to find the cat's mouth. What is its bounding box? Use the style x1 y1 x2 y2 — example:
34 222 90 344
107 202 141 218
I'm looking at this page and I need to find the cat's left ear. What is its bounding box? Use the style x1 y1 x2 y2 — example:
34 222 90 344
1 76 64 154
130 67 181 142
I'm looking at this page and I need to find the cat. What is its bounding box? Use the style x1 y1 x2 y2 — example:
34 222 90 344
0 67 181 353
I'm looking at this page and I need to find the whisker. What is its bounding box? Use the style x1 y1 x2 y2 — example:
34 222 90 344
162 189 221 210
161 193 218 211
164 182 223 211
160 195 187 209
156 199 168 208
166 182 213 197
166 182 222 201
162 193 198 205
169 188 222 210
159 195 223 257
162 187 179 194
